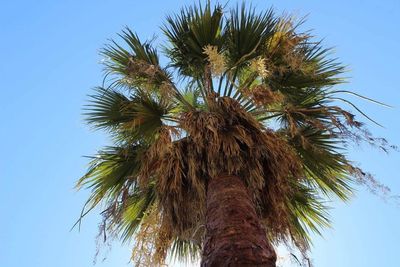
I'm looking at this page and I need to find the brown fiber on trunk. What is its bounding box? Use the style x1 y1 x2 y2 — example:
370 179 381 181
201 174 277 267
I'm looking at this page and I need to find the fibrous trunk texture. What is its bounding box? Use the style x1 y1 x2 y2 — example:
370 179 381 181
201 174 277 267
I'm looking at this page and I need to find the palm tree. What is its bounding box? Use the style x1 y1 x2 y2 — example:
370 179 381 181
76 2 391 266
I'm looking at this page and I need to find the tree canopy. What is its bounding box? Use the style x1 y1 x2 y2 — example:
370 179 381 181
76 2 393 265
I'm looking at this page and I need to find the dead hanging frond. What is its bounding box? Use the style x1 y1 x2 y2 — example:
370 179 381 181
134 97 307 250
93 220 118 265
348 164 392 198
138 126 206 242
131 203 172 267
180 97 304 245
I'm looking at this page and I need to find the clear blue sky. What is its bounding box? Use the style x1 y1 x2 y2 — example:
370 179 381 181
1 1 399 266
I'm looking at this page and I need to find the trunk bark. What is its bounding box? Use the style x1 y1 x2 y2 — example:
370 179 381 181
201 174 276 267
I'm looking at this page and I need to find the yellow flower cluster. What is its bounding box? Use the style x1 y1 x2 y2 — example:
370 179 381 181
250 57 269 78
203 45 226 76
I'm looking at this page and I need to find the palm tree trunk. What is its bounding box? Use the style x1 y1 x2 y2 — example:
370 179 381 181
201 174 277 267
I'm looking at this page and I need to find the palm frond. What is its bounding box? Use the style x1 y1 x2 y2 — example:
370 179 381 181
85 87 132 129
162 2 224 77
286 182 331 249
76 145 143 213
169 238 201 264
85 87 173 143
117 185 156 242
224 3 276 67
288 127 354 200
101 28 172 90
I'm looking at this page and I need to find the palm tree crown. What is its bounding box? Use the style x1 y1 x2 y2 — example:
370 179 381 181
76 2 391 265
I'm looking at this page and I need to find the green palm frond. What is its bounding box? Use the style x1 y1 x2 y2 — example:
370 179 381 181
268 43 345 91
172 86 204 113
75 145 157 241
162 2 224 77
288 127 354 200
85 87 132 129
287 182 330 248
101 28 158 73
76 145 143 222
118 28 160 65
101 29 171 89
116 92 172 142
85 87 173 143
169 238 201 264
117 185 156 242
224 3 276 67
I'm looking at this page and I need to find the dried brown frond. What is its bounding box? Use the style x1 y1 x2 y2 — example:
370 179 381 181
348 165 391 197
243 85 284 106
159 81 175 99
127 58 158 79
131 204 172 267
135 97 306 248
139 130 206 241
138 126 174 188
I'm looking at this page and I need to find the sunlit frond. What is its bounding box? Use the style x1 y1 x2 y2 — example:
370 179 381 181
224 3 276 67
288 182 331 244
163 2 224 77
76 145 143 216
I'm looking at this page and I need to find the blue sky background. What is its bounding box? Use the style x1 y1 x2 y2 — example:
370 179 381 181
1 1 399 266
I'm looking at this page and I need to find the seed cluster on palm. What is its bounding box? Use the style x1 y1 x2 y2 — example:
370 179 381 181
76 2 391 266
